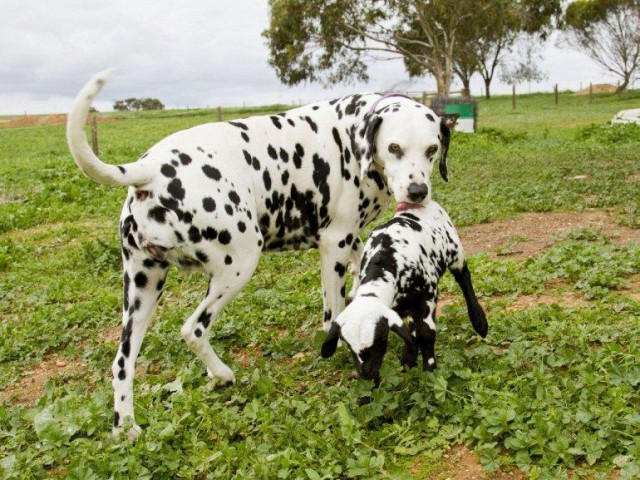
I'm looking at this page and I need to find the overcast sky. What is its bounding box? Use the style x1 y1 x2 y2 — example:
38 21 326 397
0 0 624 115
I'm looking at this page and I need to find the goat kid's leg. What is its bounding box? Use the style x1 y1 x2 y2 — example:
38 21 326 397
451 262 488 338
414 300 437 371
112 254 168 440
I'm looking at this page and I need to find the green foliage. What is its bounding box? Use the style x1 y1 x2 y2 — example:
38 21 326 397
0 91 639 478
577 122 640 143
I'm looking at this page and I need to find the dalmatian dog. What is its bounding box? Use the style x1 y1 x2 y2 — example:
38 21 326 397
321 200 488 386
66 71 451 439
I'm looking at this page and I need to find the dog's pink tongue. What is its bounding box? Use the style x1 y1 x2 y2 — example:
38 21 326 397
395 202 420 213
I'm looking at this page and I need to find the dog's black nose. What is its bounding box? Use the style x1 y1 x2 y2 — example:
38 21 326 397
407 183 429 202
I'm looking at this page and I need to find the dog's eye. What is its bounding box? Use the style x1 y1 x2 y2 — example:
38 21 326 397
426 145 438 158
388 143 401 154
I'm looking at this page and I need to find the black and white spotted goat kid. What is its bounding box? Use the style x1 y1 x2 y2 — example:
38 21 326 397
66 71 452 439
321 201 488 384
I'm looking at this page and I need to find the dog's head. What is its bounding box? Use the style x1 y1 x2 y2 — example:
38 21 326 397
320 298 413 385
353 99 450 208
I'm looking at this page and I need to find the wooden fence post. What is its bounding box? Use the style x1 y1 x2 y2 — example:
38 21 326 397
554 84 559 105
216 107 223 122
90 115 99 156
512 85 516 110
421 92 427 106
589 83 593 104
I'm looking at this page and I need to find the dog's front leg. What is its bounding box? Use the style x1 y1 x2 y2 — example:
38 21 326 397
319 233 352 331
346 236 364 303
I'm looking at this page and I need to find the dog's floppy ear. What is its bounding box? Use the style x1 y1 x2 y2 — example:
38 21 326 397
359 114 383 180
439 119 451 182
321 322 341 358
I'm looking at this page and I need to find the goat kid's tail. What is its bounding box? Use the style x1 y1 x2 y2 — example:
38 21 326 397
66 70 152 187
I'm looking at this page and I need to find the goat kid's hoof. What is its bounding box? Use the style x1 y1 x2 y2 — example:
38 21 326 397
423 357 437 372
112 423 142 442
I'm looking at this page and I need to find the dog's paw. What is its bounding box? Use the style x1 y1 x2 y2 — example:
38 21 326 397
112 423 142 442
207 365 236 386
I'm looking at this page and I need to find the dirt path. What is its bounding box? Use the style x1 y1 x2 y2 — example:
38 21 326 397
459 210 638 260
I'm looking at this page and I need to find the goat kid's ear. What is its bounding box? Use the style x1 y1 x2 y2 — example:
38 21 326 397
359 114 383 180
439 119 450 182
390 324 414 347
321 322 341 358
387 315 414 347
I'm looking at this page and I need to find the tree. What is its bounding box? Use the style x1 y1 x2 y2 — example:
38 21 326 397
113 98 164 111
454 0 560 99
499 40 548 88
264 0 560 97
264 0 479 95
562 0 640 93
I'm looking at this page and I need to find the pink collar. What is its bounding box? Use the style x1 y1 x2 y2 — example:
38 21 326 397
368 92 413 115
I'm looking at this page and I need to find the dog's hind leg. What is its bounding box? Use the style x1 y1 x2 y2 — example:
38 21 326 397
112 251 168 440
180 246 261 384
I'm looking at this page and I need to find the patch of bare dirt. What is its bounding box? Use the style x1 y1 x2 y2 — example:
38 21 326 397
0 355 85 406
504 290 589 311
459 210 639 259
0 114 111 129
433 445 526 480
573 84 617 95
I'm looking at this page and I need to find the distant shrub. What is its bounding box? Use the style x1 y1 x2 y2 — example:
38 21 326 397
113 97 165 111
577 122 640 143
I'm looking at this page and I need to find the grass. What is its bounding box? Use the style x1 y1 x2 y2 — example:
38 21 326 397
0 91 639 479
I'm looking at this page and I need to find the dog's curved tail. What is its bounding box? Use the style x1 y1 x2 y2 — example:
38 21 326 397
66 70 152 187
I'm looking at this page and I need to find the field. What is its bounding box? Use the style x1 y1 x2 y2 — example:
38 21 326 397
0 91 639 479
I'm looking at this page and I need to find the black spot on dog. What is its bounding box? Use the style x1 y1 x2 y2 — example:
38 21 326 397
237 221 246 232
202 165 222 181
229 121 248 130
228 191 241 206
198 311 212 328
263 170 272 190
179 153 192 165
224 255 233 265
118 166 126 174
252 157 261 171
218 230 232 245
225 204 233 215
148 206 169 223
241 132 250 142
168 178 186 201
160 164 177 178
267 145 277 159
243 150 252 166
134 272 148 288
202 197 216 212
426 113 435 122
202 227 218 240
195 250 208 263
188 226 202 243
194 328 202 338
303 116 318 133
279 148 289 163
270 116 282 129
281 171 290 185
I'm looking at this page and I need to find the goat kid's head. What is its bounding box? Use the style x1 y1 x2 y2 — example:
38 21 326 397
321 299 413 385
